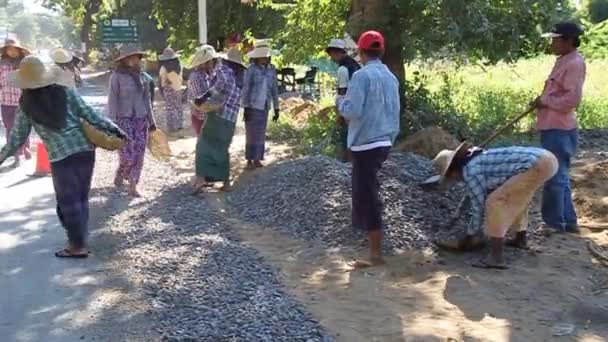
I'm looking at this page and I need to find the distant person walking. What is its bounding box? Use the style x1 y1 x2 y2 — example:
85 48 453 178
158 47 184 134
533 22 586 234
108 46 157 197
241 39 279 170
326 38 360 162
337 31 400 268
0 39 31 166
50 47 78 90
0 56 125 258
192 45 242 193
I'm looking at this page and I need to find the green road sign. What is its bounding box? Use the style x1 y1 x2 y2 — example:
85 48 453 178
102 19 138 43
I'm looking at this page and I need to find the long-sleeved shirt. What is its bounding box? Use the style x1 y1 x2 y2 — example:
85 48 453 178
107 71 156 126
537 50 586 131
206 63 241 123
463 147 548 235
337 59 400 150
0 88 121 163
159 66 183 92
240 63 279 112
0 60 20 106
188 69 210 119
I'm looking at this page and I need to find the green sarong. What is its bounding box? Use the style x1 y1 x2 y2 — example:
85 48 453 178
195 112 236 181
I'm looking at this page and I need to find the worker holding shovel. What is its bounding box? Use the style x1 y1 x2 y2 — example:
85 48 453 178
426 143 558 269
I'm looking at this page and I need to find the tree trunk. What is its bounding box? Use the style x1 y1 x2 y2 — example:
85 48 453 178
346 0 404 83
81 0 103 62
347 0 406 132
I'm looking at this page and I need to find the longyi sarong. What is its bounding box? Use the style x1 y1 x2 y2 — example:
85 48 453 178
116 117 149 185
195 112 236 182
162 86 183 132
244 108 268 161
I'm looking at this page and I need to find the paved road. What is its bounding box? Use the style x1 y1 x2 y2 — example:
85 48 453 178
0 80 150 342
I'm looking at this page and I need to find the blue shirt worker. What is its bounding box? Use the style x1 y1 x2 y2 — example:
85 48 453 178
337 30 400 268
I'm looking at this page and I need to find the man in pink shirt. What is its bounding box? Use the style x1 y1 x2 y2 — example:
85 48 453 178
533 22 586 234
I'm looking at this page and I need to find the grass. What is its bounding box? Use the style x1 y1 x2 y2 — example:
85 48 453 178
408 55 608 135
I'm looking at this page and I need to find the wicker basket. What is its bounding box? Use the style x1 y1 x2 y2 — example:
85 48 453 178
148 129 172 160
81 120 126 151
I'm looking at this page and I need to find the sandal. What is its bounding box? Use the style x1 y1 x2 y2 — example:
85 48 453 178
472 259 508 270
55 248 88 259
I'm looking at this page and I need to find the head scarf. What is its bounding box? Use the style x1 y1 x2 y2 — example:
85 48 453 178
159 58 181 75
115 60 143 91
20 85 68 131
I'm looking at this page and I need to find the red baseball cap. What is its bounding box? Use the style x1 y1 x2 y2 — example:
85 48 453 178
357 30 385 51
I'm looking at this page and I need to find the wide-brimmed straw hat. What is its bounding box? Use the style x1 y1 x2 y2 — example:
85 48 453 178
423 142 469 185
115 45 146 62
247 39 277 59
9 55 60 89
0 39 31 56
191 45 219 68
220 47 247 69
158 47 180 61
50 48 73 64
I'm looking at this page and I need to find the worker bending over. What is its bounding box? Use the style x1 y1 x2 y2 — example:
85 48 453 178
428 143 558 269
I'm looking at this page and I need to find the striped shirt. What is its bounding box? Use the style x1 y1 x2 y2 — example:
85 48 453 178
463 147 548 235
0 61 20 106
0 88 121 163
206 64 241 123
188 69 210 119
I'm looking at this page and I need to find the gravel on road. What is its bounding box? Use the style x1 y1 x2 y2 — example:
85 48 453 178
91 151 333 342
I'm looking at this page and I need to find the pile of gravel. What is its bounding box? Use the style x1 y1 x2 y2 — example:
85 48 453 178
228 152 469 252
91 151 333 341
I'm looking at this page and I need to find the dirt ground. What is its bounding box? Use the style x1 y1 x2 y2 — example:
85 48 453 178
167 126 608 342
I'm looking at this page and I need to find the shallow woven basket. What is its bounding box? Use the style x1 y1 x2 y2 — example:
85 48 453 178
148 129 172 160
81 120 126 151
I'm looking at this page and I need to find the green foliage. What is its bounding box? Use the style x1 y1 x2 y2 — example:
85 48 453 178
581 21 608 59
151 0 286 55
277 0 350 64
588 0 608 23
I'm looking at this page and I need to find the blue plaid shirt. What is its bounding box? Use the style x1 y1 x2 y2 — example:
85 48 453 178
463 147 548 235
206 64 241 123
241 63 279 112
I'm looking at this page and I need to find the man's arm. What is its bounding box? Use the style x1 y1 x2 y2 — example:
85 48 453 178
240 68 254 108
0 110 32 165
464 174 487 236
541 61 586 112
107 73 120 120
336 66 349 96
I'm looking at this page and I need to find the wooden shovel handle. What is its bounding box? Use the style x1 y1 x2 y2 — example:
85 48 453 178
479 106 535 148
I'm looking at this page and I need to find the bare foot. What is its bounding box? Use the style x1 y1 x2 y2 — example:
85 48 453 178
350 257 386 269
254 161 265 168
128 186 142 197
245 162 255 171
114 177 124 188
220 183 232 192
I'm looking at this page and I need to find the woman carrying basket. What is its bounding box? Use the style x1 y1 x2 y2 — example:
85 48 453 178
108 46 157 197
0 56 125 258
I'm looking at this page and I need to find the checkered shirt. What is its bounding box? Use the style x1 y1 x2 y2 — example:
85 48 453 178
0 62 21 106
188 70 209 119
0 89 121 163
207 64 241 123
463 147 548 235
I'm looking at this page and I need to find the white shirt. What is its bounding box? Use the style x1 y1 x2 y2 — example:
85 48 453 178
337 65 350 90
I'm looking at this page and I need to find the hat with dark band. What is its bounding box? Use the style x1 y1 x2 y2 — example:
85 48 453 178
542 22 584 39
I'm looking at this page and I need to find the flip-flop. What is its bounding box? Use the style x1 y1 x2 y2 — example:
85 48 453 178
472 259 508 270
55 249 88 259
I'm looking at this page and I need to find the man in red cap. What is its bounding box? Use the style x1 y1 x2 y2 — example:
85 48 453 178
338 30 400 268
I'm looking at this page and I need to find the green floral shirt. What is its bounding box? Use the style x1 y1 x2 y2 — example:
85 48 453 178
0 89 120 163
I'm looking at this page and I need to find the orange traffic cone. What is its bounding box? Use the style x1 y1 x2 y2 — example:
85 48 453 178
32 142 51 177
